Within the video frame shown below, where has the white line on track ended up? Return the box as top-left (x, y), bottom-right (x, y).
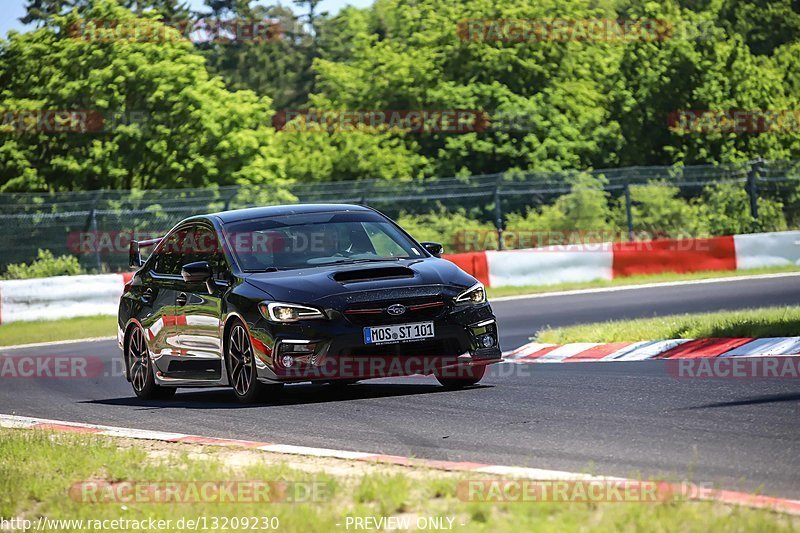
top-left (489, 271), bottom-right (800, 302)
top-left (0, 336), bottom-right (116, 351)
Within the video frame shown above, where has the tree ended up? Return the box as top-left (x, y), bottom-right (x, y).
top-left (198, 3), bottom-right (316, 109)
top-left (0, 0), bottom-right (286, 192)
top-left (21, 0), bottom-right (191, 25)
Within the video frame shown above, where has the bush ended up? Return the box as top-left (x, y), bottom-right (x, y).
top-left (612, 182), bottom-right (708, 239)
top-left (506, 174), bottom-right (615, 235)
top-left (699, 182), bottom-right (787, 235)
top-left (396, 209), bottom-right (496, 253)
top-left (2, 250), bottom-right (85, 280)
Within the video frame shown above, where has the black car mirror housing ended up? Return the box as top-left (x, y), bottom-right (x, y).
top-left (420, 241), bottom-right (444, 257)
top-left (181, 261), bottom-right (216, 294)
top-left (181, 261), bottom-right (213, 283)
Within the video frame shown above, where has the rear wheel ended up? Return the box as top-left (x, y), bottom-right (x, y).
top-left (435, 364), bottom-right (486, 389)
top-left (226, 321), bottom-right (280, 404)
top-left (126, 325), bottom-right (176, 400)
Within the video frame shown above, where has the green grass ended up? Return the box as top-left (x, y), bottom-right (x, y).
top-left (537, 306), bottom-right (800, 344)
top-left (486, 265), bottom-right (800, 299)
top-left (1, 428), bottom-right (796, 532)
top-left (0, 315), bottom-right (116, 346)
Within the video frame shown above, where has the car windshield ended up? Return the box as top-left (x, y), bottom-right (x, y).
top-left (221, 210), bottom-right (425, 271)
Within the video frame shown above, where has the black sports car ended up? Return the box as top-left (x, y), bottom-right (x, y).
top-left (118, 204), bottom-right (502, 403)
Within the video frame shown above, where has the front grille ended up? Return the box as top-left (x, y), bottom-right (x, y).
top-left (344, 296), bottom-right (447, 325)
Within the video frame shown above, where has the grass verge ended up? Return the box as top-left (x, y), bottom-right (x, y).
top-left (486, 265), bottom-right (800, 299)
top-left (1, 428), bottom-right (796, 532)
top-left (0, 315), bottom-right (116, 347)
top-left (537, 306), bottom-right (800, 344)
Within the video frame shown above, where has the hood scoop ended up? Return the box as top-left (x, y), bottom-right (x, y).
top-left (333, 266), bottom-right (415, 284)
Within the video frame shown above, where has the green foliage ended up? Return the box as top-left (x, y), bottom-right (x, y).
top-left (396, 209), bottom-right (495, 253)
top-left (612, 182), bottom-right (708, 238)
top-left (0, 0), bottom-right (287, 192)
top-left (5, 0), bottom-right (800, 237)
top-left (2, 249), bottom-right (85, 279)
top-left (700, 182), bottom-right (787, 234)
top-left (401, 180), bottom-right (791, 250)
top-left (506, 174), bottom-right (615, 234)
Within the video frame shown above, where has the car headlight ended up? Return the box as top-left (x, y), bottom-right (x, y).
top-left (455, 282), bottom-right (486, 305)
top-left (259, 302), bottom-right (327, 322)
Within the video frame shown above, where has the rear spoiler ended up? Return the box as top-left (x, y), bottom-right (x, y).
top-left (129, 237), bottom-right (162, 268)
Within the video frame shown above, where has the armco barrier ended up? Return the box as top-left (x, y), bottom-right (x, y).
top-left (0, 273), bottom-right (132, 324)
top-left (0, 231), bottom-right (798, 323)
top-left (445, 230), bottom-right (800, 287)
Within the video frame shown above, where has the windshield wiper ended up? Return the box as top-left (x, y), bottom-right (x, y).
top-left (322, 257), bottom-right (403, 265)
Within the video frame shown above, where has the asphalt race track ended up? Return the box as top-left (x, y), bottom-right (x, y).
top-left (1, 275), bottom-right (799, 498)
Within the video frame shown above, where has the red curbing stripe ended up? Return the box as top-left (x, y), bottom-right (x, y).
top-left (413, 459), bottom-right (488, 471)
top-left (173, 436), bottom-right (270, 448)
top-left (656, 338), bottom-right (756, 359)
top-left (361, 454), bottom-right (414, 467)
top-left (563, 342), bottom-right (631, 362)
top-left (357, 455), bottom-right (487, 471)
top-left (694, 487), bottom-right (800, 515)
top-left (33, 423), bottom-right (101, 434)
top-left (521, 345), bottom-right (561, 360)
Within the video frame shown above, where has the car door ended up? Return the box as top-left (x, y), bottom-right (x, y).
top-left (140, 225), bottom-right (191, 373)
top-left (171, 223), bottom-right (226, 381)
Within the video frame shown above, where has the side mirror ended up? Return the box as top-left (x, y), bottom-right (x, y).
top-left (181, 261), bottom-right (215, 294)
top-left (420, 241), bottom-right (443, 258)
top-left (181, 261), bottom-right (212, 283)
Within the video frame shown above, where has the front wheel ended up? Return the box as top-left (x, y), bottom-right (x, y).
top-left (126, 325), bottom-right (176, 400)
top-left (435, 364), bottom-right (486, 389)
top-left (226, 321), bottom-right (281, 404)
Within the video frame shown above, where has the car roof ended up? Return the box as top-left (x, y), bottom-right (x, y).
top-left (209, 203), bottom-right (372, 223)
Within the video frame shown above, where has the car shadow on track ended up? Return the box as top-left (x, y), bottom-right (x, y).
top-left (83, 381), bottom-right (493, 410)
top-left (677, 392), bottom-right (800, 410)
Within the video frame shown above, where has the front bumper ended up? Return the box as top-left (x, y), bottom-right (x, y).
top-left (248, 302), bottom-right (502, 383)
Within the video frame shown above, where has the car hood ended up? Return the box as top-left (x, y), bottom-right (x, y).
top-left (243, 258), bottom-right (476, 305)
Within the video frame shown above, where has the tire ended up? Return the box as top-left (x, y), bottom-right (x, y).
top-left (435, 364), bottom-right (486, 389)
top-left (126, 325), bottom-right (176, 400)
top-left (226, 321), bottom-right (280, 404)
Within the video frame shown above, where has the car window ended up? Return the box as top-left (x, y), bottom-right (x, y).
top-left (223, 211), bottom-right (423, 271)
top-left (152, 226), bottom-right (192, 276)
top-left (191, 225), bottom-right (228, 276)
top-left (362, 222), bottom-right (409, 257)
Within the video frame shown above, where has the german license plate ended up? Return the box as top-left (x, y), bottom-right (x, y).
top-left (363, 322), bottom-right (435, 345)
